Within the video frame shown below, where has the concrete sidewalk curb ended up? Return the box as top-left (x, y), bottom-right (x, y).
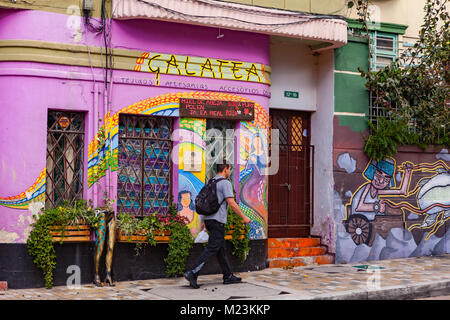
top-left (310, 279), bottom-right (450, 300)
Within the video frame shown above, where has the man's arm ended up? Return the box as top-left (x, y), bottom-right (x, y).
top-left (226, 198), bottom-right (251, 224)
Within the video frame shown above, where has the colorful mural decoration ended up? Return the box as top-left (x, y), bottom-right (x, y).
top-left (0, 168), bottom-right (46, 210)
top-left (177, 117), bottom-right (207, 240)
top-left (336, 154), bottom-right (450, 263)
top-left (1, 91), bottom-right (269, 240)
top-left (177, 190), bottom-right (203, 239)
top-left (133, 51), bottom-right (271, 86)
top-left (239, 104), bottom-right (270, 239)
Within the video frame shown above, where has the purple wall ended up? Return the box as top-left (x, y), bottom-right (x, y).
top-left (0, 9), bottom-right (270, 243)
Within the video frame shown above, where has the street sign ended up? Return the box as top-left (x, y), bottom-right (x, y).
top-left (284, 91), bottom-right (299, 99)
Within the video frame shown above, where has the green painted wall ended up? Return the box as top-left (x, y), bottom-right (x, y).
top-left (335, 40), bottom-right (369, 73)
top-left (334, 39), bottom-right (370, 133)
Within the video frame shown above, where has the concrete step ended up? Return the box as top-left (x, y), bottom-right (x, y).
top-left (268, 246), bottom-right (327, 259)
top-left (268, 255), bottom-right (335, 269)
top-left (268, 237), bottom-right (320, 249)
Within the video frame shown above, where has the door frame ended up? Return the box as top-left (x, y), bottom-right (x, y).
top-left (268, 109), bottom-right (314, 238)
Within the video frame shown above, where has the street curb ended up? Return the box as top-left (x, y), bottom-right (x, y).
top-left (309, 279), bottom-right (450, 300)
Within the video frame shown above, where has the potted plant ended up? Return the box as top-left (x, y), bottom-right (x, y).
top-left (26, 199), bottom-right (101, 288)
top-left (116, 204), bottom-right (194, 277)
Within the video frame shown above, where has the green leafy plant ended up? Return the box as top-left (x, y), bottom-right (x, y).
top-left (363, 117), bottom-right (423, 161)
top-left (116, 204), bottom-right (193, 276)
top-left (165, 222), bottom-right (194, 277)
top-left (355, 0), bottom-right (450, 159)
top-left (27, 199), bottom-right (100, 288)
top-left (225, 206), bottom-right (251, 265)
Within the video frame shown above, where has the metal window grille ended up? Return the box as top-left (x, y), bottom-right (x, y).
top-left (46, 110), bottom-right (85, 208)
top-left (205, 119), bottom-right (235, 182)
top-left (117, 114), bottom-right (173, 216)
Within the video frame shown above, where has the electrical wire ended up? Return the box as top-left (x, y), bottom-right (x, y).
top-left (192, 0), bottom-right (345, 20)
top-left (135, 0), bottom-right (344, 27)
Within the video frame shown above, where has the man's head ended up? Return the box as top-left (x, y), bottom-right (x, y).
top-left (216, 163), bottom-right (232, 179)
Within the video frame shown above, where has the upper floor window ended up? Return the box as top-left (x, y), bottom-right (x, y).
top-left (370, 31), bottom-right (398, 71)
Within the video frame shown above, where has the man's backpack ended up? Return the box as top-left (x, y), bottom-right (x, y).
top-left (195, 177), bottom-right (226, 216)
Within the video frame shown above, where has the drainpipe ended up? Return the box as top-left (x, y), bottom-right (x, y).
top-left (93, 82), bottom-right (99, 208)
top-left (104, 86), bottom-right (110, 207)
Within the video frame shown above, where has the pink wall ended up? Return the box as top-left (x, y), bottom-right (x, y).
top-left (0, 9), bottom-right (270, 243)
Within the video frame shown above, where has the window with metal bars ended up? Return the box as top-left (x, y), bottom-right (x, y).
top-left (46, 110), bottom-right (85, 208)
top-left (368, 32), bottom-right (400, 130)
top-left (117, 114), bottom-right (173, 216)
top-left (205, 119), bottom-right (235, 182)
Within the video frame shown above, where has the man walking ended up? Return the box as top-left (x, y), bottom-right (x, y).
top-left (184, 163), bottom-right (251, 289)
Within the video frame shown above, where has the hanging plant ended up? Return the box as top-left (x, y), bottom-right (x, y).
top-left (116, 204), bottom-right (193, 276)
top-left (26, 199), bottom-right (101, 288)
top-left (225, 207), bottom-right (251, 265)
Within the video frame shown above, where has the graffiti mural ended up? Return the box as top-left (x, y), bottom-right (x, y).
top-left (336, 153), bottom-right (450, 263)
top-left (0, 91), bottom-right (269, 241)
top-left (239, 103), bottom-right (269, 239)
top-left (0, 168), bottom-right (46, 210)
top-left (177, 190), bottom-right (203, 239)
top-left (178, 117), bottom-right (207, 240)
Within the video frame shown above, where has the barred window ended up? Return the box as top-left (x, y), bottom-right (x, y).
top-left (117, 114), bottom-right (173, 216)
top-left (46, 110), bottom-right (85, 208)
top-left (205, 119), bottom-right (235, 182)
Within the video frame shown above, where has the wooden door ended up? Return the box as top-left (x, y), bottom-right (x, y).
top-left (268, 110), bottom-right (313, 238)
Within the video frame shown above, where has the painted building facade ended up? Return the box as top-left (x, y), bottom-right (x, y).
top-left (331, 0), bottom-right (450, 263)
top-left (0, 0), bottom-right (347, 288)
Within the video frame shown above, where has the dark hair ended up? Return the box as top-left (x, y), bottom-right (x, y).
top-left (177, 190), bottom-right (195, 211)
top-left (216, 163), bottom-right (231, 173)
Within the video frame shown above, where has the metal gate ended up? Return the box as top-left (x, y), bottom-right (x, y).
top-left (46, 110), bottom-right (85, 208)
top-left (205, 119), bottom-right (235, 181)
top-left (268, 110), bottom-right (314, 238)
top-left (117, 114), bottom-right (173, 216)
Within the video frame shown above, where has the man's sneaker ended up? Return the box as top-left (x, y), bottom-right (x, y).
top-left (223, 274), bottom-right (242, 285)
top-left (184, 271), bottom-right (200, 289)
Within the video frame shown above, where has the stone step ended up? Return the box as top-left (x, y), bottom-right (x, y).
top-left (268, 246), bottom-right (327, 259)
top-left (267, 255), bottom-right (335, 269)
top-left (267, 237), bottom-right (320, 249)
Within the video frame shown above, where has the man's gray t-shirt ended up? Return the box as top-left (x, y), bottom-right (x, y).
top-left (203, 175), bottom-right (234, 224)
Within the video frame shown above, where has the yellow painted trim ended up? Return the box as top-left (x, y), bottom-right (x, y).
top-left (0, 39), bottom-right (271, 85)
top-left (0, 0), bottom-right (110, 19)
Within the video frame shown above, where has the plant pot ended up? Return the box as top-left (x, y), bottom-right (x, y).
top-left (49, 224), bottom-right (91, 242)
top-left (116, 229), bottom-right (171, 243)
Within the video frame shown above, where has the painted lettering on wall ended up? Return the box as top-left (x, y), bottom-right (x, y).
top-left (179, 98), bottom-right (255, 120)
top-left (116, 76), bottom-right (271, 97)
top-left (134, 52), bottom-right (271, 86)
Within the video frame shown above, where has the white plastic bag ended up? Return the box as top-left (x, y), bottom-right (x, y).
top-left (194, 230), bottom-right (209, 243)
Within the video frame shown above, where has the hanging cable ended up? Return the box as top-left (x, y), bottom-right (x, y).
top-left (135, 0), bottom-right (344, 27)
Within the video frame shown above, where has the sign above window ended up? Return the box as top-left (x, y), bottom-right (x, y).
top-left (133, 51), bottom-right (271, 86)
top-left (179, 98), bottom-right (255, 121)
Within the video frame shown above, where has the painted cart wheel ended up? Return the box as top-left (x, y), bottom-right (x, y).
top-left (345, 214), bottom-right (372, 246)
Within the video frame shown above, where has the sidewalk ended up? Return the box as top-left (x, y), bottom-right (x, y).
top-left (1, 254), bottom-right (450, 300)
